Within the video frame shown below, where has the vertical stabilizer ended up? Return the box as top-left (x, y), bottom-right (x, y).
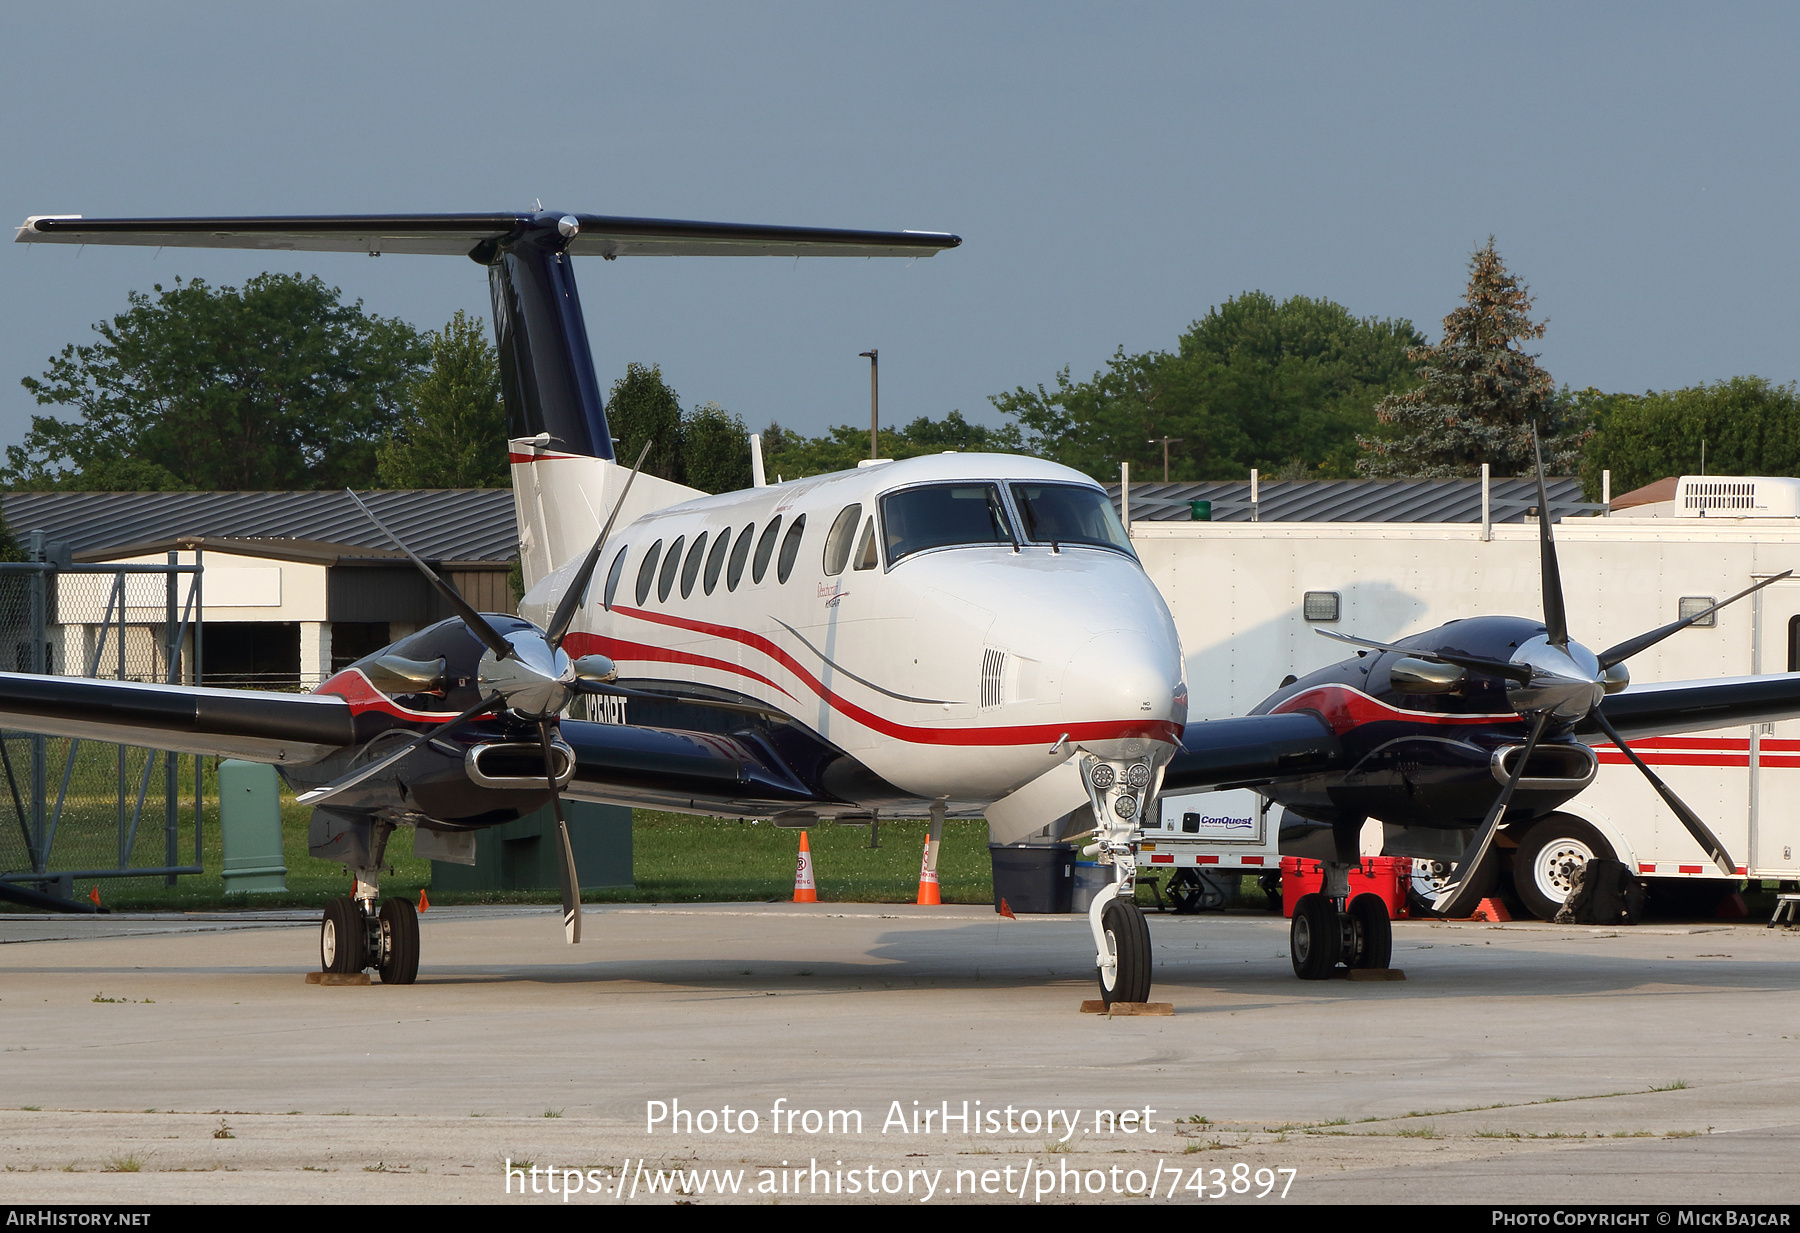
top-left (479, 216), bottom-right (614, 460)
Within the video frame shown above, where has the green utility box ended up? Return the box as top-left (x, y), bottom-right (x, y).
top-left (428, 800), bottom-right (632, 892)
top-left (1189, 499), bottom-right (1211, 521)
top-left (218, 759), bottom-right (288, 893)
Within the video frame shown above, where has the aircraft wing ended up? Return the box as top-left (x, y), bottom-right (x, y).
top-left (1580, 673), bottom-right (1800, 742)
top-left (1161, 713), bottom-right (1345, 794)
top-left (0, 672), bottom-right (354, 765)
top-left (15, 214), bottom-right (960, 259)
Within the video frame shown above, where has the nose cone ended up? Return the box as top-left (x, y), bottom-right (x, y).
top-left (1066, 627), bottom-right (1188, 758)
top-left (1507, 636), bottom-right (1604, 722)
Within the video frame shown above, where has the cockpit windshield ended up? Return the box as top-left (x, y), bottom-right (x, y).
top-left (1009, 483), bottom-right (1133, 554)
top-left (880, 483), bottom-right (1015, 564)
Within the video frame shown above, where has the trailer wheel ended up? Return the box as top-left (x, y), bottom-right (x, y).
top-left (1512, 815), bottom-right (1615, 921)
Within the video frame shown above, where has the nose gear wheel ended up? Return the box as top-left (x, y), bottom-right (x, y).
top-left (1097, 899), bottom-right (1152, 1005)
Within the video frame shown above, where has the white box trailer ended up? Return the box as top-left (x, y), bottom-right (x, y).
top-left (1130, 493), bottom-right (1800, 917)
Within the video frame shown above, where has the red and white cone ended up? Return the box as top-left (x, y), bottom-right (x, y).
top-left (916, 832), bottom-right (941, 905)
top-left (792, 831), bottom-right (818, 903)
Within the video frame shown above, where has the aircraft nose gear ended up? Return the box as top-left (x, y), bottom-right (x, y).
top-left (1080, 753), bottom-right (1165, 1005)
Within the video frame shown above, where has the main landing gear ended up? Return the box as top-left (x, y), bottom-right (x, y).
top-left (320, 893), bottom-right (420, 984)
top-left (1289, 815), bottom-right (1393, 980)
top-left (1288, 892), bottom-right (1391, 979)
top-left (318, 823), bottom-right (419, 984)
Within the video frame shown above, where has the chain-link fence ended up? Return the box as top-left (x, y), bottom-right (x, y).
top-left (0, 540), bottom-right (205, 895)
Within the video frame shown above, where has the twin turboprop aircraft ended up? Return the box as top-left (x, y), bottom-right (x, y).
top-left (11, 209), bottom-right (1800, 1001)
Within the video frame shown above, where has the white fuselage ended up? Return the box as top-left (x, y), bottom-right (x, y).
top-left (518, 453), bottom-right (1188, 815)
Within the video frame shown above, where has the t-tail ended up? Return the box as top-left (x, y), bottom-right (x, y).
top-left (15, 208), bottom-right (960, 590)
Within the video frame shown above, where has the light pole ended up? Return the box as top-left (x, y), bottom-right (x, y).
top-left (1147, 436), bottom-right (1182, 482)
top-left (859, 349), bottom-right (879, 460)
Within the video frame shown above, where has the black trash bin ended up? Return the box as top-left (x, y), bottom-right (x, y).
top-left (989, 843), bottom-right (1076, 914)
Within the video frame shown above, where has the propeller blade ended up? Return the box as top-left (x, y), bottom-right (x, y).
top-left (346, 489), bottom-right (516, 662)
top-left (1596, 571), bottom-right (1794, 669)
top-left (573, 679), bottom-right (790, 719)
top-left (539, 718), bottom-right (582, 944)
top-left (1434, 711), bottom-right (1552, 917)
top-left (1532, 431), bottom-right (1570, 650)
top-left (297, 692), bottom-right (503, 805)
top-left (1314, 628), bottom-right (1532, 685)
top-left (1592, 710), bottom-right (1737, 877)
top-left (547, 440), bottom-right (653, 648)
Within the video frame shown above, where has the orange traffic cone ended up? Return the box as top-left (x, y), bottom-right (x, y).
top-left (88, 885), bottom-right (100, 908)
top-left (792, 831), bottom-right (818, 903)
top-left (418, 888), bottom-right (430, 913)
top-left (915, 832), bottom-right (941, 905)
top-left (997, 897), bottom-right (1016, 920)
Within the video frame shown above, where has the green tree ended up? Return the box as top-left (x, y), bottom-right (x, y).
top-left (991, 292), bottom-right (1422, 483)
top-left (683, 401), bottom-right (753, 494)
top-left (8, 274), bottom-right (427, 490)
top-left (760, 411), bottom-right (1021, 481)
top-left (377, 310), bottom-right (508, 489)
top-left (607, 363), bottom-right (686, 485)
top-left (1578, 377), bottom-right (1800, 498)
top-left (1358, 240), bottom-right (1582, 477)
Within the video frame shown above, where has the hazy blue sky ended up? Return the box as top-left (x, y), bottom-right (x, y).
top-left (3, 3), bottom-right (1797, 457)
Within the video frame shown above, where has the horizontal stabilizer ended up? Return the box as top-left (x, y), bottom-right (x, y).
top-left (16, 213), bottom-right (960, 259)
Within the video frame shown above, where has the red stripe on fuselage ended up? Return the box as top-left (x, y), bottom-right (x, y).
top-left (1271, 683), bottom-right (1520, 736)
top-left (315, 668), bottom-right (487, 723)
top-left (569, 607), bottom-right (1182, 749)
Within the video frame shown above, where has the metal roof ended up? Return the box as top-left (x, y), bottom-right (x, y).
top-left (0, 490), bottom-right (519, 563)
top-left (1108, 476), bottom-right (1599, 523)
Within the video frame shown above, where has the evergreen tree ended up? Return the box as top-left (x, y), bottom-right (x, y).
top-left (1358, 240), bottom-right (1581, 477)
top-left (607, 363), bottom-right (686, 485)
top-left (376, 310), bottom-right (509, 489)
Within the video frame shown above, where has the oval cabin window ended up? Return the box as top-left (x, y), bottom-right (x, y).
top-left (777, 515), bottom-right (807, 584)
top-left (752, 517), bottom-right (783, 584)
top-left (726, 523), bottom-right (755, 591)
top-left (635, 540), bottom-right (663, 606)
top-left (604, 546), bottom-right (630, 609)
top-left (703, 531), bottom-right (731, 594)
top-left (658, 535), bottom-right (685, 602)
top-left (680, 532), bottom-right (708, 599)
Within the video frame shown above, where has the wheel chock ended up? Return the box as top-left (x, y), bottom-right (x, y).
top-left (306, 971), bottom-right (371, 986)
top-left (1079, 1000), bottom-right (1174, 1016)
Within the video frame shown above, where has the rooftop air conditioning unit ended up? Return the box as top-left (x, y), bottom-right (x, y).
top-left (1673, 476), bottom-right (1800, 517)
